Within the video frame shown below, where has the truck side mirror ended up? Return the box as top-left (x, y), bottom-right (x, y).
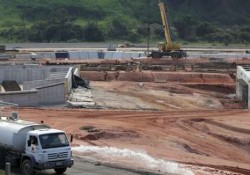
top-left (70, 135), bottom-right (73, 143)
top-left (27, 140), bottom-right (31, 147)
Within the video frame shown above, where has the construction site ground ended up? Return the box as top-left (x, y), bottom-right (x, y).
top-left (17, 69), bottom-right (250, 175)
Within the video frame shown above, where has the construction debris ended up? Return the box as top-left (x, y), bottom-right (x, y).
top-left (67, 87), bottom-right (95, 108)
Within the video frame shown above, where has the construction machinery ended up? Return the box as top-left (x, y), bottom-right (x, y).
top-left (0, 102), bottom-right (74, 175)
top-left (148, 0), bottom-right (187, 59)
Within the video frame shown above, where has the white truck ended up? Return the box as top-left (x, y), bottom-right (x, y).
top-left (0, 102), bottom-right (73, 175)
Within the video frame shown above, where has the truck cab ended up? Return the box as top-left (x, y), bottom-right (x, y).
top-left (22, 129), bottom-right (73, 175)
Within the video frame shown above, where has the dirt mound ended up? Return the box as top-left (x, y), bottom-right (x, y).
top-left (75, 129), bottom-right (139, 141)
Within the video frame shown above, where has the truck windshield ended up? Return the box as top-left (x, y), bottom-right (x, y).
top-left (39, 133), bottom-right (69, 149)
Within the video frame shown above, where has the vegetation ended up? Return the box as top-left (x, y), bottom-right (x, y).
top-left (0, 0), bottom-right (249, 44)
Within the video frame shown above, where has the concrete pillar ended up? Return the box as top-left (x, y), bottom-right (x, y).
top-left (236, 79), bottom-right (243, 101)
top-left (236, 79), bottom-right (248, 102)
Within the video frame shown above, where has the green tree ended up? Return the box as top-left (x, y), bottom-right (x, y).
top-left (238, 32), bottom-right (250, 43)
top-left (196, 22), bottom-right (217, 37)
top-left (83, 22), bottom-right (104, 42)
top-left (107, 18), bottom-right (129, 39)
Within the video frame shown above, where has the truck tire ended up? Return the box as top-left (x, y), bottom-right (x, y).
top-left (171, 52), bottom-right (181, 59)
top-left (54, 167), bottom-right (67, 174)
top-left (0, 149), bottom-right (6, 169)
top-left (22, 159), bottom-right (35, 175)
top-left (151, 52), bottom-right (162, 59)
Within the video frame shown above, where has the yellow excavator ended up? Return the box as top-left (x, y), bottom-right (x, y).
top-left (149, 0), bottom-right (187, 59)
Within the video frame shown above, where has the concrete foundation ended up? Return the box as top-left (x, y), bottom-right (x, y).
top-left (36, 82), bottom-right (65, 104)
top-left (0, 90), bottom-right (38, 106)
top-left (0, 65), bottom-right (76, 106)
top-left (236, 66), bottom-right (250, 108)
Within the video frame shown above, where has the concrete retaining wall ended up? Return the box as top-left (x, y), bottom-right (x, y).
top-left (74, 67), bottom-right (80, 77)
top-left (0, 66), bottom-right (77, 106)
top-left (0, 69), bottom-right (47, 84)
top-left (0, 66), bottom-right (71, 84)
top-left (36, 82), bottom-right (65, 104)
top-left (23, 79), bottom-right (64, 90)
top-left (236, 66), bottom-right (250, 108)
top-left (65, 67), bottom-right (73, 94)
top-left (0, 82), bottom-right (65, 106)
top-left (0, 90), bottom-right (38, 106)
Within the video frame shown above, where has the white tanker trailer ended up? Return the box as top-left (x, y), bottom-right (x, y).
top-left (0, 102), bottom-right (73, 175)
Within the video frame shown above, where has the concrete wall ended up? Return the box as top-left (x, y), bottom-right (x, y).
top-left (0, 69), bottom-right (47, 84)
top-left (236, 66), bottom-right (250, 108)
top-left (36, 82), bottom-right (65, 104)
top-left (0, 90), bottom-right (38, 106)
top-left (65, 67), bottom-right (73, 94)
top-left (0, 66), bottom-right (72, 84)
top-left (0, 66), bottom-right (75, 106)
top-left (74, 67), bottom-right (80, 77)
top-left (23, 79), bottom-right (64, 90)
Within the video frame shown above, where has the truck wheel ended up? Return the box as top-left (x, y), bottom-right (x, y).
top-left (171, 52), bottom-right (179, 59)
top-left (22, 159), bottom-right (34, 175)
top-left (152, 52), bottom-right (161, 59)
top-left (0, 150), bottom-right (6, 169)
top-left (54, 168), bottom-right (67, 174)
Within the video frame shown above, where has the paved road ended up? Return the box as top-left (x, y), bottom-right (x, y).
top-left (10, 157), bottom-right (160, 175)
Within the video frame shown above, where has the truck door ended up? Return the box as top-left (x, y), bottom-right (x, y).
top-left (26, 135), bottom-right (41, 160)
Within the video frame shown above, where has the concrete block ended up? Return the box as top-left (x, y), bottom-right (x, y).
top-left (131, 52), bottom-right (140, 59)
top-left (113, 52), bottom-right (123, 59)
top-left (104, 52), bottom-right (114, 59)
top-left (36, 52), bottom-right (57, 59)
top-left (15, 54), bottom-right (30, 59)
top-left (88, 51), bottom-right (98, 59)
top-left (139, 52), bottom-right (146, 58)
top-left (122, 52), bottom-right (132, 59)
top-left (79, 52), bottom-right (89, 59)
top-left (47, 52), bottom-right (56, 59)
top-left (69, 52), bottom-right (80, 59)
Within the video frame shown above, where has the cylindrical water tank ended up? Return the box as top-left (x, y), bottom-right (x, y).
top-left (0, 119), bottom-right (49, 152)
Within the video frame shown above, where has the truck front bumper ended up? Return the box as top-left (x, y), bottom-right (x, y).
top-left (36, 158), bottom-right (74, 170)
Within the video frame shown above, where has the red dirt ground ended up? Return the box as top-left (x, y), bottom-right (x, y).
top-left (19, 108), bottom-right (250, 175)
top-left (16, 66), bottom-right (250, 174)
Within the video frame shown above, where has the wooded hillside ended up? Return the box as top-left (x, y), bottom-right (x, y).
top-left (0, 0), bottom-right (249, 44)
